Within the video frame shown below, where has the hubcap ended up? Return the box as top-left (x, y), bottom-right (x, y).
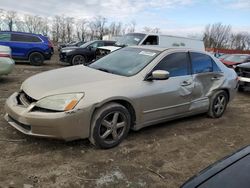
top-left (99, 112), bottom-right (127, 143)
top-left (214, 95), bottom-right (226, 115)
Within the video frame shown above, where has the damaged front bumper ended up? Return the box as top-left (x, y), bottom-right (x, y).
top-left (4, 92), bottom-right (91, 141)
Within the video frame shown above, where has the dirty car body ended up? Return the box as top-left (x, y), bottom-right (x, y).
top-left (5, 46), bottom-right (238, 147)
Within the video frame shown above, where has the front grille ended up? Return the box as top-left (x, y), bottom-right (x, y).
top-left (236, 67), bottom-right (250, 78)
top-left (17, 91), bottom-right (37, 107)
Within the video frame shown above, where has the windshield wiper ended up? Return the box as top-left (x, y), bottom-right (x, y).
top-left (96, 68), bottom-right (113, 73)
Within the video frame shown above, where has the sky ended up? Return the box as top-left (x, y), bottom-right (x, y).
top-left (0, 0), bottom-right (250, 36)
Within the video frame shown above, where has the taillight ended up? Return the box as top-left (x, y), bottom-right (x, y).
top-left (0, 53), bottom-right (11, 58)
top-left (48, 40), bottom-right (53, 48)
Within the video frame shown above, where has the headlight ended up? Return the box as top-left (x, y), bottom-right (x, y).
top-left (62, 49), bottom-right (73, 53)
top-left (35, 93), bottom-right (84, 111)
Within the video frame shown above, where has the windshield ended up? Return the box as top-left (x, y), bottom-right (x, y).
top-left (224, 55), bottom-right (249, 63)
top-left (115, 33), bottom-right (146, 46)
top-left (80, 41), bottom-right (94, 48)
top-left (89, 47), bottom-right (160, 76)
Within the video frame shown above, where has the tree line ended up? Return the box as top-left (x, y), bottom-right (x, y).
top-left (0, 9), bottom-right (249, 50)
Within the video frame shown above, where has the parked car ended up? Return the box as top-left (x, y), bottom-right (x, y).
top-left (0, 31), bottom-right (53, 66)
top-left (0, 45), bottom-right (14, 76)
top-left (58, 41), bottom-right (85, 52)
top-left (96, 32), bottom-right (205, 59)
top-left (235, 62), bottom-right (250, 91)
top-left (218, 53), bottom-right (230, 61)
top-left (181, 145), bottom-right (250, 188)
top-left (221, 54), bottom-right (250, 68)
top-left (59, 40), bottom-right (115, 65)
top-left (5, 46), bottom-right (238, 148)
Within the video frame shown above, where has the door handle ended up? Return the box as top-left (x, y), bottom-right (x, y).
top-left (211, 76), bottom-right (220, 81)
top-left (181, 80), bottom-right (192, 86)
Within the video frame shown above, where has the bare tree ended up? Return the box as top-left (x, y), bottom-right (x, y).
top-left (230, 32), bottom-right (250, 50)
top-left (52, 15), bottom-right (61, 42)
top-left (143, 26), bottom-right (160, 33)
top-left (24, 15), bottom-right (43, 33)
top-left (92, 16), bottom-right (107, 40)
top-left (203, 23), bottom-right (232, 49)
top-left (76, 19), bottom-right (88, 41)
top-left (4, 10), bottom-right (17, 31)
top-left (65, 17), bottom-right (74, 42)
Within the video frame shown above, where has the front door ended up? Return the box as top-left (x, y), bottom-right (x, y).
top-left (140, 52), bottom-right (194, 122)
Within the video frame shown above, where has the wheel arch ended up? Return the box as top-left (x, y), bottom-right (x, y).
top-left (90, 98), bottom-right (137, 130)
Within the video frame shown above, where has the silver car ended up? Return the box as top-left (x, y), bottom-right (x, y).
top-left (5, 46), bottom-right (238, 148)
top-left (0, 45), bottom-right (14, 76)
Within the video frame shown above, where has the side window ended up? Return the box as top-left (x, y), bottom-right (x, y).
top-left (190, 52), bottom-right (213, 74)
top-left (89, 42), bottom-right (99, 48)
top-left (142, 36), bottom-right (159, 45)
top-left (97, 41), bottom-right (104, 47)
top-left (11, 34), bottom-right (41, 42)
top-left (0, 33), bottom-right (11, 41)
top-left (153, 52), bottom-right (190, 77)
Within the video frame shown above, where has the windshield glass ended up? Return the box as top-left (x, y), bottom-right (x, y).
top-left (80, 41), bottom-right (94, 48)
top-left (115, 33), bottom-right (146, 46)
top-left (89, 47), bottom-right (160, 76)
top-left (224, 55), bottom-right (249, 63)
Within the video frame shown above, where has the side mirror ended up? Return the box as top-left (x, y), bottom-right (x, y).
top-left (88, 46), bottom-right (93, 51)
top-left (146, 70), bottom-right (170, 81)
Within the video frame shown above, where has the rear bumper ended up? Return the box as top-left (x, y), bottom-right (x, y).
top-left (0, 58), bottom-right (15, 75)
top-left (44, 52), bottom-right (53, 60)
top-left (4, 92), bottom-right (91, 141)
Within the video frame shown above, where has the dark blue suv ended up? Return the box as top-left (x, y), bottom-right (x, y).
top-left (0, 31), bottom-right (53, 65)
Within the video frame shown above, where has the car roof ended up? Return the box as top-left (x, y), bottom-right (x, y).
top-left (128, 45), bottom-right (206, 54)
top-left (0, 31), bottom-right (44, 37)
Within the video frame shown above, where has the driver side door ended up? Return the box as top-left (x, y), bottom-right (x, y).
top-left (140, 52), bottom-right (194, 123)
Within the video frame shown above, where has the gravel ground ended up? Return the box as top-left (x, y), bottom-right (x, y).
top-left (0, 53), bottom-right (250, 188)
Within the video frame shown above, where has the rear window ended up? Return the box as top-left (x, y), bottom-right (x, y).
top-left (190, 52), bottom-right (213, 74)
top-left (11, 34), bottom-right (42, 42)
top-left (0, 33), bottom-right (11, 41)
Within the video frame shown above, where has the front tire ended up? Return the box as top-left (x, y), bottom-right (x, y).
top-left (208, 90), bottom-right (228, 118)
top-left (71, 55), bottom-right (87, 66)
top-left (29, 52), bottom-right (44, 66)
top-left (89, 103), bottom-right (131, 149)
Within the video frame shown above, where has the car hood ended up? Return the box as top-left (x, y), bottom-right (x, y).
top-left (98, 46), bottom-right (121, 52)
top-left (61, 46), bottom-right (79, 51)
top-left (21, 65), bottom-right (124, 100)
top-left (237, 62), bottom-right (250, 68)
top-left (221, 60), bottom-right (241, 66)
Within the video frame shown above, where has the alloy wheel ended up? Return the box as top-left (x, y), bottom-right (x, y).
top-left (99, 111), bottom-right (127, 144)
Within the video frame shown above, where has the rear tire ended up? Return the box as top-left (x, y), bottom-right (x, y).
top-left (208, 90), bottom-right (228, 118)
top-left (89, 103), bottom-right (131, 149)
top-left (29, 52), bottom-right (44, 66)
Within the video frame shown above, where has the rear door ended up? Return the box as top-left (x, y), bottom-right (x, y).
top-left (140, 51), bottom-right (194, 122)
top-left (189, 52), bottom-right (224, 112)
top-left (10, 34), bottom-right (41, 59)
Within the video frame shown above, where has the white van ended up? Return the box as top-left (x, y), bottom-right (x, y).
top-left (96, 32), bottom-right (205, 59)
